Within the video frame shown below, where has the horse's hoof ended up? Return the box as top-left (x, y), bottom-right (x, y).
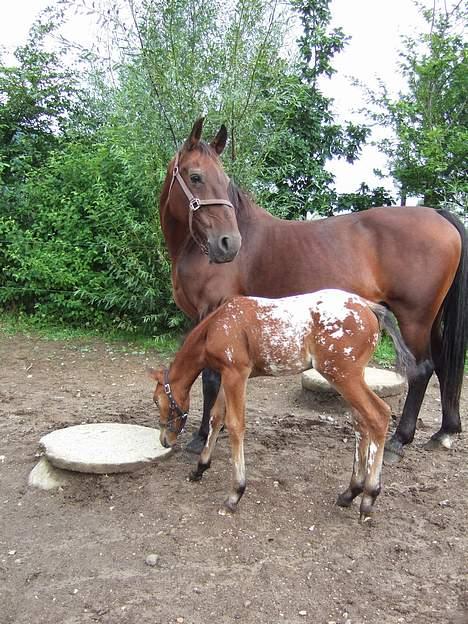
top-left (185, 432), bottom-right (207, 455)
top-left (383, 439), bottom-right (404, 465)
top-left (424, 433), bottom-right (454, 451)
top-left (336, 492), bottom-right (353, 508)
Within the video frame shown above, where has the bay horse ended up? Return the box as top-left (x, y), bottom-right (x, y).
top-left (149, 289), bottom-right (415, 522)
top-left (159, 118), bottom-right (467, 463)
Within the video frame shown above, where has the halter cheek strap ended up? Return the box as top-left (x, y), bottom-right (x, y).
top-left (160, 368), bottom-right (188, 434)
top-left (167, 151), bottom-right (235, 255)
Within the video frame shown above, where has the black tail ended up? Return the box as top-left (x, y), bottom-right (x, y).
top-left (437, 209), bottom-right (468, 413)
top-left (369, 303), bottom-right (416, 375)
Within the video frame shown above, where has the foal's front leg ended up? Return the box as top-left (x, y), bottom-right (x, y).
top-left (189, 387), bottom-right (225, 482)
top-left (218, 371), bottom-right (248, 514)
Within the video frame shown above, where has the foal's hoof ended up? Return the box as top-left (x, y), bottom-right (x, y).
top-left (185, 432), bottom-right (207, 455)
top-left (188, 470), bottom-right (203, 482)
top-left (218, 499), bottom-right (237, 515)
top-left (424, 433), bottom-right (454, 451)
top-left (359, 512), bottom-right (374, 526)
top-left (383, 439), bottom-right (405, 465)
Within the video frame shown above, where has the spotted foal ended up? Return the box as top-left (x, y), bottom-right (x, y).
top-left (149, 289), bottom-right (414, 522)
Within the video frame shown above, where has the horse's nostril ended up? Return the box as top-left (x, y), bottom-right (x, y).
top-left (220, 236), bottom-right (230, 253)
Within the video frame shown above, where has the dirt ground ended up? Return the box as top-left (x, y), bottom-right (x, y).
top-left (0, 332), bottom-right (467, 624)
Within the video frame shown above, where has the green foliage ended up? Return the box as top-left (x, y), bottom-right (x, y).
top-left (253, 0), bottom-right (370, 218)
top-left (0, 138), bottom-right (182, 333)
top-left (370, 4), bottom-right (467, 213)
top-left (334, 184), bottom-right (394, 213)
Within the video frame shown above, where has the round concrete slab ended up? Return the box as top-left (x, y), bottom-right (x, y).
top-left (39, 423), bottom-right (172, 474)
top-left (302, 367), bottom-right (406, 398)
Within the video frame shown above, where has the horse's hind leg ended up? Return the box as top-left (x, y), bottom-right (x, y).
top-left (384, 359), bottom-right (434, 463)
top-left (425, 332), bottom-right (462, 451)
top-left (189, 387), bottom-right (225, 482)
top-left (186, 368), bottom-right (221, 454)
top-left (384, 318), bottom-right (433, 464)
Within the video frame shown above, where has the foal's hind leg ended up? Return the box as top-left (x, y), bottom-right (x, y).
top-left (186, 368), bottom-right (221, 454)
top-left (189, 387), bottom-right (225, 482)
top-left (335, 380), bottom-right (391, 522)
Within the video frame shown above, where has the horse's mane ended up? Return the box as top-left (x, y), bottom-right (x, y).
top-left (227, 179), bottom-right (262, 219)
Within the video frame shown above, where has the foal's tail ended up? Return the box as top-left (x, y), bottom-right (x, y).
top-left (369, 303), bottom-right (416, 376)
top-left (437, 209), bottom-right (468, 414)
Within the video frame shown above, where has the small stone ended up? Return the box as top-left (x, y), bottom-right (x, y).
top-left (176, 618), bottom-right (184, 623)
top-left (438, 499), bottom-right (450, 507)
top-left (193, 587), bottom-right (201, 594)
top-left (145, 553), bottom-right (159, 567)
top-left (244, 600), bottom-right (251, 607)
top-left (299, 611), bottom-right (307, 616)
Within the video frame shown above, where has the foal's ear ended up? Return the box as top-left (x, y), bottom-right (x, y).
top-left (184, 117), bottom-right (205, 151)
top-left (146, 367), bottom-right (164, 385)
top-left (210, 124), bottom-right (228, 155)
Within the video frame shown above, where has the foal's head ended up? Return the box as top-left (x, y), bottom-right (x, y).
top-left (161, 118), bottom-right (242, 263)
top-left (148, 368), bottom-right (188, 449)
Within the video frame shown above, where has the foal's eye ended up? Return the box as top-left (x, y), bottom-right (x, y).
top-left (190, 173), bottom-right (203, 184)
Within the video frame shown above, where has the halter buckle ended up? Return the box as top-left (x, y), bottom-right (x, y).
top-left (189, 198), bottom-right (201, 212)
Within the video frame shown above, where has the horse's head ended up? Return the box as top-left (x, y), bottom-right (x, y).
top-left (161, 118), bottom-right (242, 263)
top-left (148, 367), bottom-right (188, 448)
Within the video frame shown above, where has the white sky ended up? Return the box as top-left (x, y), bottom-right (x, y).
top-left (0, 0), bottom-right (436, 198)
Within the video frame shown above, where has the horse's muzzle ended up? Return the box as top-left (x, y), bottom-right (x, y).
top-left (207, 233), bottom-right (242, 263)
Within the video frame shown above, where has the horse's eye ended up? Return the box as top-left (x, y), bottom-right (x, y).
top-left (190, 173), bottom-right (203, 184)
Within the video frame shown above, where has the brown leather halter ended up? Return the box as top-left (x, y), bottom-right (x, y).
top-left (167, 151), bottom-right (235, 255)
top-left (160, 368), bottom-right (188, 434)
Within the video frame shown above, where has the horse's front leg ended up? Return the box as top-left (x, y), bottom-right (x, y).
top-left (189, 387), bottom-right (225, 482)
top-left (218, 371), bottom-right (248, 515)
top-left (186, 368), bottom-right (221, 454)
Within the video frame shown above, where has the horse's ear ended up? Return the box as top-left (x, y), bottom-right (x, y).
top-left (184, 117), bottom-right (205, 151)
top-left (210, 124), bottom-right (228, 155)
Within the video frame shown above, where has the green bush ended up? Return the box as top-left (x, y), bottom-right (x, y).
top-left (0, 139), bottom-right (183, 334)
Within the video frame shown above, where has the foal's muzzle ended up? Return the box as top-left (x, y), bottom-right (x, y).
top-left (207, 232), bottom-right (242, 263)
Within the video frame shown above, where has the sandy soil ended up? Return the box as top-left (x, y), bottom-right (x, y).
top-left (0, 333), bottom-right (467, 624)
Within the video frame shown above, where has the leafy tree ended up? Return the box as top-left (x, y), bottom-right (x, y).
top-left (0, 10), bottom-right (83, 183)
top-left (253, 0), bottom-right (370, 218)
top-left (370, 3), bottom-right (467, 213)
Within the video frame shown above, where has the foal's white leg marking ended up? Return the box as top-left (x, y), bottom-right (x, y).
top-left (367, 441), bottom-right (378, 475)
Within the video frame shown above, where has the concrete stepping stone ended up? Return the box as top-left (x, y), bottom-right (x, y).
top-left (28, 457), bottom-right (77, 490)
top-left (302, 367), bottom-right (406, 398)
top-left (34, 423), bottom-right (172, 477)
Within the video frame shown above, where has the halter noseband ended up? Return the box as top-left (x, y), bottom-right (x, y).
top-left (167, 151), bottom-right (235, 255)
top-left (160, 368), bottom-right (188, 434)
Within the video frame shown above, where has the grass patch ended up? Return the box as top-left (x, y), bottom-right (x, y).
top-left (0, 312), bottom-right (181, 356)
top-left (374, 334), bottom-right (397, 368)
